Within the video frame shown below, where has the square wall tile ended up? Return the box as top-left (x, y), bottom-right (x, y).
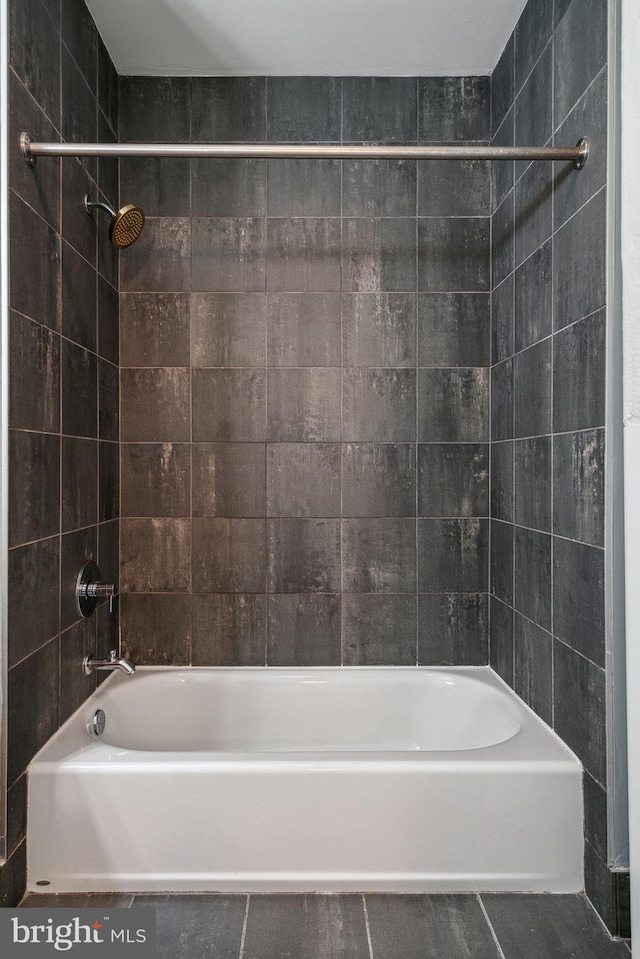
top-left (267, 218), bottom-right (341, 292)
top-left (119, 76), bottom-right (191, 142)
top-left (418, 518), bottom-right (488, 592)
top-left (9, 431), bottom-right (60, 547)
top-left (514, 339), bottom-right (551, 438)
top-left (490, 596), bottom-right (514, 686)
top-left (418, 159), bottom-right (490, 217)
top-left (553, 536), bottom-right (605, 667)
top-left (62, 340), bottom-right (97, 439)
top-left (342, 519), bottom-right (416, 593)
top-left (267, 77), bottom-right (341, 142)
top-left (419, 77), bottom-right (490, 141)
top-left (515, 240), bottom-right (552, 352)
top-left (120, 157), bottom-right (190, 217)
top-left (553, 310), bottom-right (606, 433)
top-left (491, 440), bottom-right (514, 523)
top-left (492, 34), bottom-right (514, 136)
top-left (268, 369), bottom-right (340, 442)
top-left (418, 444), bottom-right (489, 517)
top-left (343, 369), bottom-right (416, 442)
top-left (418, 293), bottom-right (490, 368)
top-left (267, 159), bottom-right (341, 217)
top-left (554, 639), bottom-right (606, 785)
top-left (491, 191), bottom-right (514, 288)
top-left (553, 429), bottom-right (605, 547)
top-left (514, 436), bottom-right (551, 532)
top-left (491, 359), bottom-right (513, 442)
top-left (121, 444), bottom-right (190, 518)
top-left (9, 312), bottom-right (60, 433)
top-left (121, 368), bottom-right (190, 443)
top-left (61, 242), bottom-right (97, 352)
top-left (8, 639), bottom-right (59, 786)
top-left (191, 158), bottom-right (266, 217)
top-left (490, 519), bottom-right (513, 606)
top-left (343, 218), bottom-right (417, 292)
top-left (120, 293), bottom-right (190, 368)
top-left (418, 593), bottom-right (488, 665)
top-left (514, 527), bottom-right (551, 630)
top-left (343, 160), bottom-right (417, 217)
top-left (418, 218), bottom-right (490, 292)
top-left (192, 594), bottom-right (266, 666)
top-left (192, 77), bottom-right (266, 142)
top-left (343, 294), bottom-right (416, 368)
top-left (193, 369), bottom-right (266, 442)
top-left (267, 519), bottom-right (340, 593)
top-left (192, 217), bottom-right (265, 292)
top-left (492, 274), bottom-right (514, 365)
top-left (267, 444), bottom-right (341, 517)
top-left (60, 527), bottom-right (97, 631)
top-left (554, 0), bottom-right (607, 127)
top-left (268, 294), bottom-right (341, 367)
top-left (120, 218), bottom-right (191, 293)
top-left (514, 613), bottom-right (553, 725)
top-left (418, 369), bottom-right (489, 442)
top-left (192, 444), bottom-right (266, 518)
top-left (343, 77), bottom-right (417, 142)
top-left (342, 595), bottom-right (417, 665)
top-left (514, 162), bottom-right (553, 267)
top-left (191, 293), bottom-right (266, 367)
top-left (8, 537), bottom-right (59, 669)
top-left (120, 519), bottom-right (191, 592)
top-left (62, 436), bottom-right (97, 532)
top-left (193, 518), bottom-right (266, 593)
top-left (554, 189), bottom-right (606, 330)
top-left (120, 594), bottom-right (190, 666)
top-left (342, 444), bottom-right (416, 517)
top-left (267, 595), bottom-right (340, 666)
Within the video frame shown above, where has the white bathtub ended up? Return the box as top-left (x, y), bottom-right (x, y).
top-left (27, 666), bottom-right (583, 893)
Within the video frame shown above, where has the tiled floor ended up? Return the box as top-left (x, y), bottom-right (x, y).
top-left (19, 892), bottom-right (630, 958)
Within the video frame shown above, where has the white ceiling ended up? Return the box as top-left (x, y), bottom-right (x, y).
top-left (85, 0), bottom-right (527, 77)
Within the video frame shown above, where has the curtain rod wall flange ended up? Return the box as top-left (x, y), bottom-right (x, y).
top-left (20, 133), bottom-right (589, 169)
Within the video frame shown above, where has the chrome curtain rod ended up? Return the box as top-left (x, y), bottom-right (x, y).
top-left (21, 134), bottom-right (590, 170)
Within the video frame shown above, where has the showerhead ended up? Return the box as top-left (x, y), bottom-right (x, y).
top-left (84, 195), bottom-right (145, 248)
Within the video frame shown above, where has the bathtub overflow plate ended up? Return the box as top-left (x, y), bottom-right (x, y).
top-left (90, 709), bottom-right (106, 737)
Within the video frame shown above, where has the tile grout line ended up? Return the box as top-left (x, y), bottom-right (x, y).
top-left (238, 894), bottom-right (250, 959)
top-left (361, 894), bottom-right (375, 959)
top-left (476, 894), bottom-right (507, 959)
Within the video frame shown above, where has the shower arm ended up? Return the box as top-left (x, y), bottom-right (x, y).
top-left (20, 134), bottom-right (590, 170)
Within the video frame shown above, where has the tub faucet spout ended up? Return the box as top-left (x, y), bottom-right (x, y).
top-left (83, 649), bottom-right (136, 676)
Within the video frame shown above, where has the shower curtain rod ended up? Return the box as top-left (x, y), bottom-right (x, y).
top-left (20, 134), bottom-right (590, 169)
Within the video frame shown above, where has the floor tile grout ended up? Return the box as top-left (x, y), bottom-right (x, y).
top-left (362, 893), bottom-right (375, 959)
top-left (476, 894), bottom-right (507, 959)
top-left (238, 893), bottom-right (250, 959)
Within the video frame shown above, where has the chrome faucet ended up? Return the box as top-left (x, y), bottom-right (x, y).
top-left (83, 649), bottom-right (136, 677)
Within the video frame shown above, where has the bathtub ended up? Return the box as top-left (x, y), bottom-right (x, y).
top-left (27, 666), bottom-right (583, 893)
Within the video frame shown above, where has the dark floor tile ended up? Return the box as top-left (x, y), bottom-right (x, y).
top-left (120, 518), bottom-right (191, 592)
top-left (343, 443), bottom-right (416, 517)
top-left (419, 77), bottom-right (490, 142)
top-left (585, 842), bottom-right (615, 938)
top-left (133, 895), bottom-right (246, 959)
top-left (121, 444), bottom-right (190, 518)
top-left (9, 431), bottom-right (60, 546)
top-left (418, 593), bottom-right (488, 666)
top-left (120, 594), bottom-right (190, 666)
top-left (419, 293), bottom-right (490, 368)
top-left (268, 293), bottom-right (341, 367)
top-left (192, 594), bottom-right (266, 666)
top-left (7, 773), bottom-right (27, 858)
top-left (193, 369), bottom-right (266, 442)
top-left (191, 293), bottom-right (266, 367)
top-left (193, 444), bottom-right (266, 518)
top-left (267, 218), bottom-right (341, 292)
top-left (490, 596), bottom-right (514, 686)
top-left (482, 892), bottom-right (627, 959)
top-left (120, 293), bottom-right (190, 368)
top-left (119, 76), bottom-right (191, 142)
top-left (343, 77), bottom-right (417, 143)
top-left (192, 217), bottom-right (265, 293)
top-left (121, 368), bottom-right (190, 443)
top-left (554, 639), bottom-right (607, 785)
top-left (491, 440), bottom-right (513, 522)
top-left (192, 77), bottom-right (266, 142)
top-left (419, 518), bottom-right (488, 592)
top-left (268, 369), bottom-right (340, 442)
top-left (344, 160), bottom-right (417, 217)
top-left (267, 519), bottom-right (340, 593)
top-left (418, 159), bottom-right (490, 217)
top-left (515, 240), bottom-right (552, 352)
top-left (268, 594), bottom-right (341, 666)
top-left (554, 190), bottom-right (606, 330)
top-left (418, 218), bottom-right (490, 293)
top-left (553, 429), bottom-right (605, 547)
top-left (267, 77), bottom-right (341, 142)
top-left (342, 518), bottom-right (416, 593)
top-left (120, 157), bottom-right (191, 217)
top-left (514, 527), bottom-right (551, 630)
top-left (367, 894), bottom-right (498, 959)
top-left (21, 893), bottom-right (133, 908)
top-left (553, 310), bottom-right (606, 433)
top-left (342, 595), bottom-right (417, 665)
top-left (267, 443), bottom-right (340, 517)
top-left (514, 436), bottom-right (551, 532)
top-left (418, 443), bottom-right (488, 517)
top-left (343, 218), bottom-right (417, 292)
top-left (244, 895), bottom-right (369, 959)
top-left (1, 840), bottom-right (26, 907)
top-left (268, 159), bottom-right (341, 217)
top-left (553, 537), bottom-right (605, 667)
top-left (343, 369), bottom-right (416, 442)
top-left (343, 293), bottom-right (416, 368)
top-left (514, 612), bottom-right (553, 724)
top-left (192, 158), bottom-right (266, 217)
top-left (193, 518), bottom-right (266, 593)
top-left (418, 369), bottom-right (489, 442)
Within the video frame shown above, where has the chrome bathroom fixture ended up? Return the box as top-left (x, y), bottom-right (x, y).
top-left (76, 561), bottom-right (116, 618)
top-left (83, 194), bottom-right (145, 248)
top-left (83, 650), bottom-right (136, 677)
top-left (20, 132), bottom-right (590, 170)
top-left (89, 709), bottom-right (107, 736)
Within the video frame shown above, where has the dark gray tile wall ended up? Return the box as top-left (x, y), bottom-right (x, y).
top-left (4, 0), bottom-right (119, 904)
top-left (118, 75), bottom-right (491, 670)
top-left (489, 0), bottom-right (609, 929)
